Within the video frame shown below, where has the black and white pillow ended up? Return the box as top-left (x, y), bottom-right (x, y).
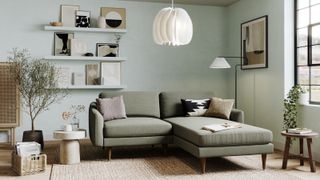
top-left (181, 99), bottom-right (210, 117)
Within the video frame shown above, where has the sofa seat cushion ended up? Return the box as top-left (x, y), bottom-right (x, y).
top-left (164, 117), bottom-right (272, 147)
top-left (104, 117), bottom-right (172, 138)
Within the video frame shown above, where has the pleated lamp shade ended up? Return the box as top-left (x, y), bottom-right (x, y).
top-left (153, 7), bottom-right (193, 46)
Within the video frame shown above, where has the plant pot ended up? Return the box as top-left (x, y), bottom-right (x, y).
top-left (22, 130), bottom-right (44, 150)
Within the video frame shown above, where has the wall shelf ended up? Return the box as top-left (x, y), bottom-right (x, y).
top-left (55, 85), bottom-right (127, 90)
top-left (44, 56), bottom-right (127, 62)
top-left (44, 26), bottom-right (127, 33)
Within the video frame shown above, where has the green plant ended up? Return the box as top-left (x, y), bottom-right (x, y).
top-left (8, 48), bottom-right (68, 131)
top-left (283, 85), bottom-right (305, 130)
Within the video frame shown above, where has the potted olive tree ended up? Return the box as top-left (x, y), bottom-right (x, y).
top-left (9, 48), bottom-right (67, 149)
top-left (283, 85), bottom-right (305, 131)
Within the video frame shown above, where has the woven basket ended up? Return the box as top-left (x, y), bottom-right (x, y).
top-left (11, 152), bottom-right (47, 176)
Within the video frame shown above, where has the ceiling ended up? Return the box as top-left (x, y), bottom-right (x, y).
top-left (122, 0), bottom-right (240, 6)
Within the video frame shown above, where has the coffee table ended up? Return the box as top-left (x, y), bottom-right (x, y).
top-left (53, 129), bottom-right (86, 164)
top-left (281, 131), bottom-right (319, 172)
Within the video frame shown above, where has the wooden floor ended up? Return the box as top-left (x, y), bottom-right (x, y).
top-left (0, 141), bottom-right (320, 180)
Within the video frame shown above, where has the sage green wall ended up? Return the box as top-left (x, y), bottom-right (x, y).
top-left (226, 0), bottom-right (320, 162)
top-left (0, 0), bottom-right (228, 141)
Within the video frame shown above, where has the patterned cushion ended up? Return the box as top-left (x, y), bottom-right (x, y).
top-left (181, 99), bottom-right (210, 117)
top-left (205, 97), bottom-right (234, 119)
top-left (96, 95), bottom-right (127, 120)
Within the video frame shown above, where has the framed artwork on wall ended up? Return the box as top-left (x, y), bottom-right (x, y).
top-left (101, 7), bottom-right (126, 29)
top-left (96, 43), bottom-right (119, 57)
top-left (54, 32), bottom-right (74, 56)
top-left (61, 5), bottom-right (80, 27)
top-left (100, 62), bottom-right (121, 86)
top-left (85, 64), bottom-right (100, 85)
top-left (241, 15), bottom-right (268, 70)
top-left (75, 10), bottom-right (91, 28)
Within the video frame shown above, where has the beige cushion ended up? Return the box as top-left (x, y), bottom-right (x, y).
top-left (96, 96), bottom-right (127, 120)
top-left (205, 97), bottom-right (234, 119)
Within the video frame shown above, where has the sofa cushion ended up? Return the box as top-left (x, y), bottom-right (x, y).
top-left (160, 92), bottom-right (215, 118)
top-left (205, 97), bottom-right (234, 119)
top-left (99, 91), bottom-right (160, 118)
top-left (164, 117), bottom-right (272, 147)
top-left (96, 96), bottom-right (127, 121)
top-left (104, 117), bottom-right (172, 138)
top-left (181, 99), bottom-right (210, 117)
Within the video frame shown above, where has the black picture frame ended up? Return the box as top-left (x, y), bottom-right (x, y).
top-left (96, 43), bottom-right (119, 57)
top-left (75, 10), bottom-right (91, 28)
top-left (241, 15), bottom-right (268, 70)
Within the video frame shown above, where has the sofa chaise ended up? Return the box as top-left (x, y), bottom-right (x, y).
top-left (89, 91), bottom-right (274, 173)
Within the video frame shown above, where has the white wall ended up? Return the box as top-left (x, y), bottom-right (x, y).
top-left (0, 0), bottom-right (228, 140)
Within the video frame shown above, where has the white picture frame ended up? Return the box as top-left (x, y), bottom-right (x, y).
top-left (100, 62), bottom-right (121, 86)
top-left (61, 5), bottom-right (80, 27)
top-left (70, 39), bottom-right (87, 56)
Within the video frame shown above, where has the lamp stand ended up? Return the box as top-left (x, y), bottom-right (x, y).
top-left (235, 64), bottom-right (241, 108)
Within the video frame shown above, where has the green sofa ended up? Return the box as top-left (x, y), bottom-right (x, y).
top-left (89, 91), bottom-right (274, 173)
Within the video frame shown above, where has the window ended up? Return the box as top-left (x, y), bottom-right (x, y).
top-left (295, 0), bottom-right (320, 103)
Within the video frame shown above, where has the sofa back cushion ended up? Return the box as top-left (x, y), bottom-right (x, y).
top-left (159, 91), bottom-right (215, 118)
top-left (99, 91), bottom-right (160, 118)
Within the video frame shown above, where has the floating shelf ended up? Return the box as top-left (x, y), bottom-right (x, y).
top-left (55, 85), bottom-right (127, 90)
top-left (44, 56), bottom-right (127, 62)
top-left (44, 26), bottom-right (127, 33)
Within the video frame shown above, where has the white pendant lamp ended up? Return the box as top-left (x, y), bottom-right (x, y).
top-left (153, 0), bottom-right (193, 46)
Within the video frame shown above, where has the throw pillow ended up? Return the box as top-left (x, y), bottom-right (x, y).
top-left (96, 95), bottom-right (127, 121)
top-left (205, 97), bottom-right (234, 119)
top-left (181, 99), bottom-right (210, 117)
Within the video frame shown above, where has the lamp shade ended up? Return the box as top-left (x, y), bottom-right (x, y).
top-left (153, 7), bottom-right (193, 46)
top-left (210, 57), bottom-right (231, 69)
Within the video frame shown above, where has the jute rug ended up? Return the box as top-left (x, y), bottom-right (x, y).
top-left (48, 141), bottom-right (320, 180)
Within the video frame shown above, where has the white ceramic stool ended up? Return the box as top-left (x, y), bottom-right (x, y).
top-left (53, 130), bottom-right (86, 164)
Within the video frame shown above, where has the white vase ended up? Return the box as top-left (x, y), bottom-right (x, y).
top-left (98, 16), bottom-right (105, 28)
top-left (298, 92), bottom-right (309, 105)
top-left (64, 124), bottom-right (73, 131)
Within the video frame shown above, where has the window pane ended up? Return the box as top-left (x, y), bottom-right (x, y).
top-left (311, 4), bottom-right (320, 24)
top-left (298, 8), bottom-right (310, 28)
top-left (311, 25), bottom-right (320, 44)
top-left (311, 0), bottom-right (320, 5)
top-left (298, 0), bottom-right (310, 9)
top-left (311, 45), bottom-right (320, 64)
top-left (310, 86), bottom-right (320, 102)
top-left (298, 66), bottom-right (310, 84)
top-left (311, 66), bottom-right (320, 84)
top-left (298, 47), bottom-right (308, 65)
top-left (298, 28), bottom-right (308, 46)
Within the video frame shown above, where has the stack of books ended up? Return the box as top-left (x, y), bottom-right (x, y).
top-left (287, 128), bottom-right (312, 134)
top-left (14, 142), bottom-right (41, 157)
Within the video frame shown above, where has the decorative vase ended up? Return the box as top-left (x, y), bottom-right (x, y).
top-left (98, 16), bottom-right (105, 28)
top-left (22, 130), bottom-right (44, 150)
top-left (298, 92), bottom-right (309, 105)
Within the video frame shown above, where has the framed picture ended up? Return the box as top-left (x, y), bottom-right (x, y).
top-left (100, 62), bottom-right (121, 86)
top-left (241, 15), bottom-right (268, 70)
top-left (61, 5), bottom-right (80, 27)
top-left (54, 32), bottom-right (74, 56)
top-left (101, 7), bottom-right (126, 29)
top-left (70, 39), bottom-right (87, 56)
top-left (85, 64), bottom-right (100, 85)
top-left (75, 10), bottom-right (91, 28)
top-left (96, 43), bottom-right (119, 57)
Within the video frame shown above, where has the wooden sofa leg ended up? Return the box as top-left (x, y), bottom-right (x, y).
top-left (261, 154), bottom-right (267, 170)
top-left (107, 147), bottom-right (112, 161)
top-left (162, 144), bottom-right (168, 155)
top-left (200, 158), bottom-right (206, 174)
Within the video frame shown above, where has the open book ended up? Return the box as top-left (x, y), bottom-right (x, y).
top-left (202, 123), bottom-right (242, 133)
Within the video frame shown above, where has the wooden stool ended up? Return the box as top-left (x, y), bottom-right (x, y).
top-left (281, 131), bottom-right (318, 172)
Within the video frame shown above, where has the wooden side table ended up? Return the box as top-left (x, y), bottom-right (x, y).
top-left (281, 131), bottom-right (319, 172)
top-left (53, 130), bottom-right (86, 164)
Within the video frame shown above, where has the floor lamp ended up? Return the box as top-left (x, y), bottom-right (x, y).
top-left (209, 56), bottom-right (244, 108)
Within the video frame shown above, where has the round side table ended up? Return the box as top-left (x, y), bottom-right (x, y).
top-left (281, 131), bottom-right (319, 172)
top-left (53, 130), bottom-right (86, 164)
